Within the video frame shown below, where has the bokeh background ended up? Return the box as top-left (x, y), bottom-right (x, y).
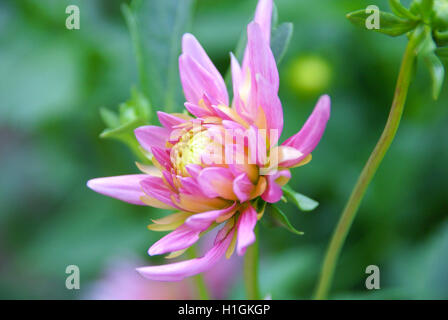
top-left (0, 0), bottom-right (447, 299)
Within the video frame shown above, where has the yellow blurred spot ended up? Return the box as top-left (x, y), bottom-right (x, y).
top-left (287, 55), bottom-right (332, 96)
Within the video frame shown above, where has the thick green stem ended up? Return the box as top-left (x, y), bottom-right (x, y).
top-left (314, 27), bottom-right (423, 300)
top-left (187, 246), bottom-right (210, 300)
top-left (244, 225), bottom-right (260, 300)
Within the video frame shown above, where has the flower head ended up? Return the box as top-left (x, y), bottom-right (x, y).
top-left (87, 0), bottom-right (330, 281)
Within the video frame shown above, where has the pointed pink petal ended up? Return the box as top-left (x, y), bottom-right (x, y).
top-left (140, 176), bottom-right (176, 208)
top-left (87, 175), bottom-right (147, 205)
top-left (182, 34), bottom-right (228, 105)
top-left (184, 102), bottom-right (214, 118)
top-left (222, 120), bottom-right (245, 131)
top-left (256, 75), bottom-right (283, 143)
top-left (254, 0), bottom-right (273, 43)
top-left (230, 52), bottom-right (242, 98)
top-left (261, 170), bottom-right (291, 203)
top-left (185, 164), bottom-right (203, 179)
top-left (134, 125), bottom-right (170, 152)
top-left (148, 224), bottom-right (201, 256)
top-left (179, 54), bottom-right (227, 106)
top-left (151, 146), bottom-right (172, 171)
top-left (236, 204), bottom-right (258, 256)
top-left (178, 176), bottom-right (207, 197)
top-left (242, 0), bottom-right (274, 72)
top-left (157, 111), bottom-right (188, 128)
top-left (197, 167), bottom-right (236, 200)
top-left (185, 202), bottom-right (237, 231)
top-left (233, 173), bottom-right (254, 203)
top-left (281, 95), bottom-right (331, 167)
top-left (247, 22), bottom-right (279, 92)
top-left (137, 229), bottom-right (234, 281)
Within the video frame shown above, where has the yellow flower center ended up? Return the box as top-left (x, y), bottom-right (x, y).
top-left (170, 130), bottom-right (214, 176)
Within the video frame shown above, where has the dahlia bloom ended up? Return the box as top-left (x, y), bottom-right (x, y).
top-left (87, 0), bottom-right (330, 281)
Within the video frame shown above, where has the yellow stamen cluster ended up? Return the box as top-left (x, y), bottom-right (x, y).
top-left (170, 130), bottom-right (213, 176)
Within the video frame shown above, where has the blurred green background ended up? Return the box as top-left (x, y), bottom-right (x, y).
top-left (0, 0), bottom-right (447, 299)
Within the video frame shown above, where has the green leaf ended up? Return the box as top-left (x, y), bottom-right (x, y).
top-left (388, 0), bottom-right (419, 20)
top-left (415, 26), bottom-right (445, 100)
top-left (271, 22), bottom-right (293, 64)
top-left (424, 52), bottom-right (445, 100)
top-left (267, 205), bottom-right (304, 235)
top-left (419, 0), bottom-right (434, 21)
top-left (124, 0), bottom-right (195, 113)
top-left (435, 30), bottom-right (448, 47)
top-left (282, 185), bottom-right (319, 212)
top-left (346, 9), bottom-right (418, 37)
top-left (433, 0), bottom-right (448, 29)
top-left (99, 87), bottom-right (151, 162)
top-left (100, 108), bottom-right (120, 129)
top-left (436, 46), bottom-right (448, 59)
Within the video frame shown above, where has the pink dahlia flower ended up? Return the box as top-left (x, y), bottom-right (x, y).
top-left (87, 0), bottom-right (330, 281)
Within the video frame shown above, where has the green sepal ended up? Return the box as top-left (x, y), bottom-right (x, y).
top-left (434, 30), bottom-right (448, 47)
top-left (265, 204), bottom-right (304, 235)
top-left (346, 9), bottom-right (418, 37)
top-left (100, 87), bottom-right (152, 161)
top-left (416, 26), bottom-right (446, 100)
top-left (436, 46), bottom-right (448, 59)
top-left (425, 52), bottom-right (445, 99)
top-left (389, 0), bottom-right (419, 20)
top-left (282, 185), bottom-right (319, 212)
top-left (271, 22), bottom-right (293, 64)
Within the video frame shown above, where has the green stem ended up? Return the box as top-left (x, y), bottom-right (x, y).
top-left (244, 225), bottom-right (260, 300)
top-left (187, 246), bottom-right (210, 300)
top-left (314, 26), bottom-right (424, 300)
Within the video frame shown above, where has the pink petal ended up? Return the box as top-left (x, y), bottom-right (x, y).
top-left (137, 229), bottom-right (234, 281)
top-left (157, 111), bottom-right (187, 128)
top-left (253, 0), bottom-right (273, 43)
top-left (185, 202), bottom-right (237, 230)
top-left (247, 22), bottom-right (279, 92)
top-left (148, 224), bottom-right (201, 256)
top-left (134, 126), bottom-right (170, 152)
top-left (261, 170), bottom-right (291, 203)
top-left (256, 75), bottom-right (283, 143)
top-left (184, 102), bottom-right (214, 118)
top-left (182, 34), bottom-right (228, 105)
top-left (197, 167), bottom-right (236, 199)
top-left (236, 204), bottom-right (258, 255)
top-left (87, 175), bottom-right (147, 205)
top-left (185, 164), bottom-right (203, 179)
top-left (233, 173), bottom-right (254, 203)
top-left (178, 176), bottom-right (207, 197)
top-left (230, 52), bottom-right (243, 98)
top-left (242, 0), bottom-right (274, 72)
top-left (151, 146), bottom-right (172, 171)
top-left (179, 54), bottom-right (228, 106)
top-left (281, 95), bottom-right (331, 167)
top-left (140, 176), bottom-right (177, 208)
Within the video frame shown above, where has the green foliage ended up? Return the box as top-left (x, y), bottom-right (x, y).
top-left (347, 0), bottom-right (447, 99)
top-left (282, 185), bottom-right (319, 212)
top-left (346, 10), bottom-right (417, 37)
top-left (123, 0), bottom-right (195, 112)
top-left (389, 0), bottom-right (419, 20)
top-left (271, 22), bottom-right (294, 64)
top-left (100, 87), bottom-right (151, 161)
top-left (265, 204), bottom-right (304, 235)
